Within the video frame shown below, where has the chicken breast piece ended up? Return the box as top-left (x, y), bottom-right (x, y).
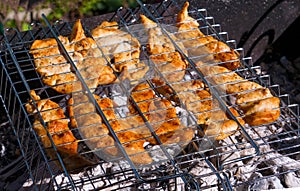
top-left (25, 90), bottom-right (93, 171)
top-left (199, 102), bottom-right (245, 141)
top-left (30, 19), bottom-right (117, 94)
top-left (68, 93), bottom-right (115, 153)
top-left (92, 21), bottom-right (148, 82)
top-left (42, 72), bottom-right (76, 94)
top-left (140, 15), bottom-right (188, 83)
top-left (25, 91), bottom-right (76, 153)
top-left (198, 65), bottom-right (261, 93)
top-left (176, 2), bottom-right (240, 70)
top-left (151, 79), bottom-right (244, 140)
top-left (93, 30), bottom-right (140, 63)
top-left (129, 83), bottom-right (178, 126)
top-left (235, 88), bottom-right (273, 104)
top-left (30, 36), bottom-right (69, 58)
top-left (239, 97), bottom-right (280, 126)
top-left (68, 92), bottom-right (153, 164)
top-left (129, 83), bottom-right (195, 147)
top-left (199, 65), bottom-right (280, 125)
top-left (117, 60), bottom-right (149, 83)
top-left (199, 64), bottom-right (280, 123)
top-left (117, 115), bottom-right (151, 136)
top-left (116, 130), bottom-right (152, 164)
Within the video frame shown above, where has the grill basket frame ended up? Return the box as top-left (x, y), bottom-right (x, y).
top-left (0, 0), bottom-right (299, 190)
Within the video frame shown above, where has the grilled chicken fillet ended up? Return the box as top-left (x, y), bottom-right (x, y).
top-left (68, 92), bottom-right (153, 164)
top-left (91, 21), bottom-right (148, 83)
top-left (152, 79), bottom-right (244, 140)
top-left (30, 19), bottom-right (116, 94)
top-left (140, 15), bottom-right (188, 83)
top-left (175, 3), bottom-right (280, 126)
top-left (176, 2), bottom-right (240, 70)
top-left (25, 90), bottom-right (92, 171)
top-left (129, 83), bottom-right (195, 145)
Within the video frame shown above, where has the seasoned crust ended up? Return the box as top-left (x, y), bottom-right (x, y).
top-left (194, 64), bottom-right (280, 126)
top-left (129, 82), bottom-right (195, 149)
top-left (240, 97), bottom-right (280, 126)
top-left (151, 79), bottom-right (244, 141)
top-left (25, 90), bottom-right (93, 171)
top-left (67, 92), bottom-right (154, 164)
top-left (91, 21), bottom-right (148, 83)
top-left (176, 1), bottom-right (241, 70)
top-left (141, 15), bottom-right (188, 83)
top-left (235, 88), bottom-right (273, 104)
top-left (175, 3), bottom-right (280, 128)
top-left (30, 20), bottom-right (116, 94)
top-left (243, 109), bottom-right (280, 126)
top-left (70, 19), bottom-right (86, 42)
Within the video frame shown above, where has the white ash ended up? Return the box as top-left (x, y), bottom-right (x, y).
top-left (111, 89), bottom-right (129, 118)
top-left (147, 144), bottom-right (182, 162)
top-left (265, 176), bottom-right (284, 190)
top-left (245, 125), bottom-right (276, 141)
top-left (53, 162), bottom-right (135, 191)
top-left (219, 130), bottom-right (258, 169)
top-left (23, 177), bottom-right (52, 189)
top-left (262, 153), bottom-right (300, 172)
top-left (223, 120), bottom-right (300, 190)
top-left (231, 145), bottom-right (300, 189)
top-left (189, 160), bottom-right (219, 189)
top-left (51, 159), bottom-right (188, 190)
top-left (176, 106), bottom-right (197, 127)
top-left (284, 172), bottom-right (300, 188)
top-left (239, 172), bottom-right (284, 191)
top-left (247, 172), bottom-right (269, 191)
top-left (0, 143), bottom-right (5, 157)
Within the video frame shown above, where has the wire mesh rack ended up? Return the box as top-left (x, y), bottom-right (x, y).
top-left (0, 0), bottom-right (299, 190)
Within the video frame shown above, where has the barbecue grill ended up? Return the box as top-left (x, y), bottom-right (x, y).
top-left (0, 0), bottom-right (299, 190)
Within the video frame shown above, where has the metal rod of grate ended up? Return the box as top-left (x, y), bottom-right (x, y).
top-left (0, 30), bottom-right (76, 190)
top-left (136, 0), bottom-right (260, 162)
top-left (40, 13), bottom-right (202, 189)
top-left (0, 1), bottom-right (233, 190)
top-left (114, 3), bottom-right (236, 190)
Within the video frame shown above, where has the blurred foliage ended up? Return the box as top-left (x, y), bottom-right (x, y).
top-left (80, 0), bottom-right (139, 16)
top-left (0, 0), bottom-right (144, 31)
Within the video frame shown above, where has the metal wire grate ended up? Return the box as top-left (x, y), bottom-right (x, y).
top-left (0, 0), bottom-right (299, 190)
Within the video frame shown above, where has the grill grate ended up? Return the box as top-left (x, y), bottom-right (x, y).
top-left (0, 0), bottom-right (299, 190)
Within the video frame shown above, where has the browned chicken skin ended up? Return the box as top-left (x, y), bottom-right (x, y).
top-left (129, 83), bottom-right (195, 146)
top-left (140, 15), bottom-right (188, 83)
top-left (68, 92), bottom-right (153, 164)
top-left (140, 13), bottom-right (244, 140)
top-left (176, 2), bottom-right (280, 126)
top-left (152, 79), bottom-right (244, 140)
top-left (25, 90), bottom-right (77, 153)
top-left (29, 19), bottom-right (152, 165)
top-left (91, 21), bottom-right (148, 83)
top-left (25, 90), bottom-right (93, 171)
top-left (30, 19), bottom-right (117, 94)
top-left (176, 2), bottom-right (240, 70)
top-left (27, 2), bottom-right (281, 168)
